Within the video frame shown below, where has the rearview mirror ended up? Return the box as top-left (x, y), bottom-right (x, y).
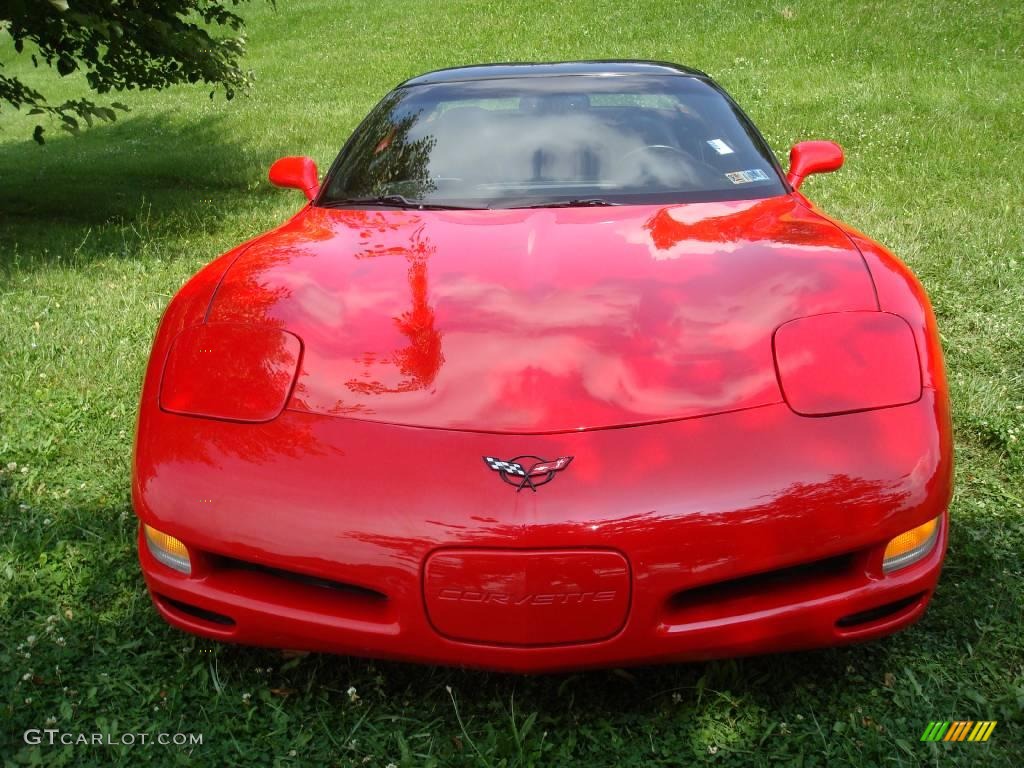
top-left (269, 156), bottom-right (319, 200)
top-left (786, 141), bottom-right (844, 190)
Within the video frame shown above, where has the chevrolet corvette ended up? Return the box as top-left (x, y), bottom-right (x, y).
top-left (133, 61), bottom-right (952, 672)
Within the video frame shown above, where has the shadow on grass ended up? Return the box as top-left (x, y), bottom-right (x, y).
top-left (0, 110), bottom-right (278, 270)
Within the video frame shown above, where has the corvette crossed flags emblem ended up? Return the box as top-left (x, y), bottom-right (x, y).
top-left (483, 455), bottom-right (574, 492)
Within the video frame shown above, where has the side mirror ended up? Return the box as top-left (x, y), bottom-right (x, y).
top-left (268, 156), bottom-right (319, 200)
top-left (786, 141), bottom-right (844, 191)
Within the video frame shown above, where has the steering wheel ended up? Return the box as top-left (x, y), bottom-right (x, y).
top-left (617, 144), bottom-right (721, 184)
top-left (620, 144), bottom-right (690, 164)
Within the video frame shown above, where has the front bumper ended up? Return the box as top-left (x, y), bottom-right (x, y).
top-left (134, 390), bottom-right (952, 672)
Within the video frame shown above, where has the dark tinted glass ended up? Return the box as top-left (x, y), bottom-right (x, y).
top-left (320, 75), bottom-right (785, 209)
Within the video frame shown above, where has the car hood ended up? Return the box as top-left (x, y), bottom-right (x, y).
top-left (207, 195), bottom-right (876, 433)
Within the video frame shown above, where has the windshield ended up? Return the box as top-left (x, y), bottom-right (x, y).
top-left (319, 75), bottom-right (786, 209)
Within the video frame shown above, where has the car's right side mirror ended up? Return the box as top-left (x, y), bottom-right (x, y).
top-left (786, 141), bottom-right (844, 190)
top-left (269, 156), bottom-right (320, 200)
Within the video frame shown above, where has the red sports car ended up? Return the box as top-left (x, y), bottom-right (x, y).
top-left (133, 61), bottom-right (951, 672)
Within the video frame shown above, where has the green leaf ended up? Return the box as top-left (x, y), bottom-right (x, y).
top-left (4, 1), bottom-right (251, 141)
top-left (397, 732), bottom-right (411, 763)
top-left (519, 711), bottom-right (538, 741)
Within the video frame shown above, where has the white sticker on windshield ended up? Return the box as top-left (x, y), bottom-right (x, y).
top-left (725, 168), bottom-right (770, 184)
top-left (707, 138), bottom-right (734, 155)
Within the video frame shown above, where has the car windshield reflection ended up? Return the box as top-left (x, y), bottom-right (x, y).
top-left (319, 75), bottom-right (786, 209)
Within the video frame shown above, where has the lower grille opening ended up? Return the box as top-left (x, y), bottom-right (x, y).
top-left (671, 552), bottom-right (856, 614)
top-left (214, 556), bottom-right (388, 604)
top-left (837, 593), bottom-right (924, 629)
top-left (158, 594), bottom-right (235, 626)
top-left (655, 548), bottom-right (864, 626)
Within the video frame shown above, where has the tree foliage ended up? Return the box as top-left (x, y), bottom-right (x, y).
top-left (0, 0), bottom-right (258, 143)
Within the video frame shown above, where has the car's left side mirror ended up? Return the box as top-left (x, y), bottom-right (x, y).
top-left (269, 156), bottom-right (319, 200)
top-left (786, 141), bottom-right (844, 191)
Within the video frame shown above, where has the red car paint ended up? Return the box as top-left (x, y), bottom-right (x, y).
top-left (424, 549), bottom-right (631, 645)
top-left (160, 324), bottom-right (302, 423)
top-left (207, 198), bottom-right (878, 433)
top-left (133, 65), bottom-right (951, 672)
top-left (772, 311), bottom-right (922, 416)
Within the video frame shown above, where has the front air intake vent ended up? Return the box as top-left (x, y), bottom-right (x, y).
top-left (216, 556), bottom-right (388, 603)
top-left (836, 593), bottom-right (925, 629)
top-left (662, 552), bottom-right (859, 627)
top-left (157, 594), bottom-right (235, 626)
top-left (670, 553), bottom-right (856, 610)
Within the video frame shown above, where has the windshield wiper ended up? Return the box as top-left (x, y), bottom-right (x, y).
top-left (513, 198), bottom-right (617, 209)
top-left (321, 195), bottom-right (479, 211)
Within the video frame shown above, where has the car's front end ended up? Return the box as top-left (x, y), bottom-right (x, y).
top-left (136, 393), bottom-right (949, 672)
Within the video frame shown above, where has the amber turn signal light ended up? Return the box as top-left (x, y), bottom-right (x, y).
top-left (883, 516), bottom-right (940, 573)
top-left (144, 524), bottom-right (192, 574)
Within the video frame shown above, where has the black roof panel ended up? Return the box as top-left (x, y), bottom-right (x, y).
top-left (398, 60), bottom-right (709, 87)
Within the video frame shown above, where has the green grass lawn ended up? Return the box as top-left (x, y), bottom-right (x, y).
top-left (1, 0), bottom-right (1022, 765)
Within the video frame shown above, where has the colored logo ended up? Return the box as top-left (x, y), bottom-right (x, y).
top-left (920, 721), bottom-right (997, 742)
top-left (482, 455), bottom-right (573, 492)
